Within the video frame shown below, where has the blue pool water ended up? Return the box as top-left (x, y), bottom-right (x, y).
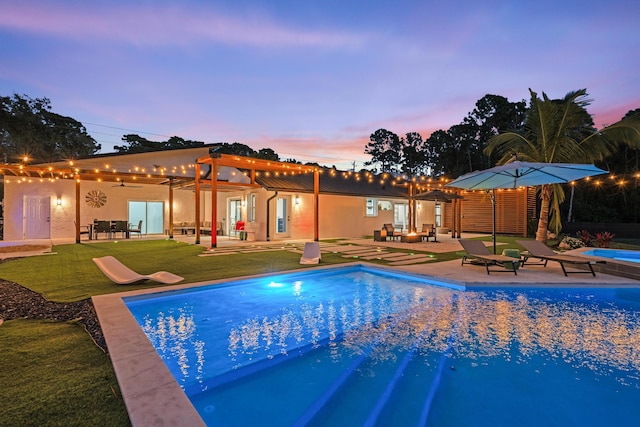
top-left (124, 265), bottom-right (640, 426)
top-left (583, 248), bottom-right (640, 264)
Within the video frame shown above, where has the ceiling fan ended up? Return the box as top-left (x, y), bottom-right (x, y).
top-left (113, 180), bottom-right (143, 188)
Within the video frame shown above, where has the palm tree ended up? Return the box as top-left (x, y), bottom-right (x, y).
top-left (485, 89), bottom-right (640, 243)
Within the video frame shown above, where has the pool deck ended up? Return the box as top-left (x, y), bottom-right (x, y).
top-left (92, 236), bottom-right (640, 426)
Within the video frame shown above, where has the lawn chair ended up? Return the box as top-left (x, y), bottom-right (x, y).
top-left (516, 240), bottom-right (604, 276)
top-left (300, 242), bottom-right (321, 264)
top-left (459, 239), bottom-right (518, 275)
top-left (92, 256), bottom-right (183, 284)
top-left (417, 224), bottom-right (435, 242)
top-left (382, 223), bottom-right (402, 241)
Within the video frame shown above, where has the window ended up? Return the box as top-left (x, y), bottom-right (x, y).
top-left (378, 200), bottom-right (392, 211)
top-left (365, 198), bottom-right (378, 216)
top-left (247, 193), bottom-right (256, 222)
top-left (435, 203), bottom-right (442, 227)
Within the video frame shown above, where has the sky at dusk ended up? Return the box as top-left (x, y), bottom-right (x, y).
top-left (1, 0), bottom-right (639, 169)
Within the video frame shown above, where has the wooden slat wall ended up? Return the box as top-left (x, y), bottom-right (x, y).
top-left (444, 188), bottom-right (535, 236)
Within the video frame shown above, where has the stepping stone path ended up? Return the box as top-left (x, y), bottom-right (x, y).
top-left (198, 242), bottom-right (438, 266)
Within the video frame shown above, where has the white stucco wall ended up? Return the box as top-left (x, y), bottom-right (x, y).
top-left (3, 172), bottom-right (442, 242)
top-left (3, 178), bottom-right (196, 240)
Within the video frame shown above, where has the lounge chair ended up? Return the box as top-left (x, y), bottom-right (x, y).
top-left (382, 223), bottom-right (403, 241)
top-left (300, 242), bottom-right (321, 265)
top-left (516, 240), bottom-right (604, 276)
top-left (459, 239), bottom-right (518, 275)
top-left (93, 256), bottom-right (184, 284)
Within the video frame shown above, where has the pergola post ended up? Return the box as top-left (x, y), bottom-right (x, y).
top-left (210, 161), bottom-right (218, 248)
top-left (75, 175), bottom-right (81, 243)
top-left (168, 177), bottom-right (174, 239)
top-left (195, 163), bottom-right (201, 245)
top-left (314, 168), bottom-right (319, 241)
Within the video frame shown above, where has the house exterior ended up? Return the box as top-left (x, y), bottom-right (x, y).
top-left (1, 145), bottom-right (533, 242)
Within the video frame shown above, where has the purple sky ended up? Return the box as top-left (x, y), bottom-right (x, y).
top-left (1, 0), bottom-right (639, 169)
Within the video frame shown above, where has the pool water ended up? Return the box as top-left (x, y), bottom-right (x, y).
top-left (583, 248), bottom-right (640, 264)
top-left (124, 265), bottom-right (640, 426)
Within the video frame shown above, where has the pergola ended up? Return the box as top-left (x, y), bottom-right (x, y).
top-left (195, 153), bottom-right (320, 247)
top-left (2, 154), bottom-right (321, 246)
top-left (4, 154), bottom-right (467, 245)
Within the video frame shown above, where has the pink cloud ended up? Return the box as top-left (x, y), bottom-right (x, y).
top-left (1, 1), bottom-right (365, 49)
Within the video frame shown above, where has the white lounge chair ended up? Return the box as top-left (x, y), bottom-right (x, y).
top-left (300, 242), bottom-right (321, 265)
top-left (93, 256), bottom-right (184, 284)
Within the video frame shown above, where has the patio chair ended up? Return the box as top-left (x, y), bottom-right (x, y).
top-left (112, 220), bottom-right (129, 238)
top-left (417, 224), bottom-right (435, 242)
top-left (300, 242), bottom-right (321, 265)
top-left (94, 220), bottom-right (112, 239)
top-left (382, 223), bottom-right (402, 241)
top-left (128, 220), bottom-right (143, 238)
top-left (231, 221), bottom-right (246, 239)
top-left (92, 256), bottom-right (184, 285)
top-left (516, 240), bottom-right (604, 276)
top-left (459, 239), bottom-right (518, 275)
top-left (74, 221), bottom-right (91, 240)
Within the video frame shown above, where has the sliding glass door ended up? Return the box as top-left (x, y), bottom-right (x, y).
top-left (128, 201), bottom-right (164, 235)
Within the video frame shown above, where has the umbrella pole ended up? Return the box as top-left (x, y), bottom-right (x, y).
top-left (492, 189), bottom-right (497, 254)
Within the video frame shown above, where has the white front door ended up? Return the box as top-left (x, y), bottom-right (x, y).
top-left (25, 196), bottom-right (50, 239)
top-left (229, 199), bottom-right (242, 235)
top-left (275, 196), bottom-right (290, 238)
top-left (394, 203), bottom-right (409, 232)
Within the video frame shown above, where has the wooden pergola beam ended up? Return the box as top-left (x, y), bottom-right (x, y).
top-left (196, 153), bottom-right (320, 248)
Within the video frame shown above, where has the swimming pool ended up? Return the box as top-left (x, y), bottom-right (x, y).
top-left (124, 265), bottom-right (640, 426)
top-left (582, 248), bottom-right (640, 264)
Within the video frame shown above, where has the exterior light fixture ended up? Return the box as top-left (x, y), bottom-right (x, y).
top-left (56, 197), bottom-right (62, 206)
top-left (295, 195), bottom-right (301, 205)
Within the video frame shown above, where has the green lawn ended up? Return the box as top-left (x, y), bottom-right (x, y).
top-left (0, 239), bottom-right (367, 426)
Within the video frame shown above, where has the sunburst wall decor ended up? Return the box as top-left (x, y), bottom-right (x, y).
top-left (85, 190), bottom-right (107, 208)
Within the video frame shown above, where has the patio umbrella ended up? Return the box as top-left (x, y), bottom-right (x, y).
top-left (446, 161), bottom-right (607, 252)
top-left (415, 190), bottom-right (464, 242)
top-left (445, 161), bottom-right (606, 190)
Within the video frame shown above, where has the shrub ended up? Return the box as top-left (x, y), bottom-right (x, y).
top-left (576, 229), bottom-right (594, 246)
top-left (559, 236), bottom-right (586, 250)
top-left (596, 231), bottom-right (615, 248)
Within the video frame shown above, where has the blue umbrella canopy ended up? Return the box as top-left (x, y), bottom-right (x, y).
top-left (445, 161), bottom-right (607, 253)
top-left (445, 161), bottom-right (607, 190)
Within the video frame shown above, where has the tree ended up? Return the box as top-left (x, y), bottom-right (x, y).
top-left (485, 89), bottom-right (640, 242)
top-left (401, 132), bottom-right (428, 177)
top-left (423, 94), bottom-right (526, 178)
top-left (364, 129), bottom-right (430, 177)
top-left (0, 93), bottom-right (100, 163)
top-left (114, 134), bottom-right (204, 153)
top-left (364, 129), bottom-right (402, 174)
top-left (255, 148), bottom-right (280, 161)
top-left (465, 94), bottom-right (527, 169)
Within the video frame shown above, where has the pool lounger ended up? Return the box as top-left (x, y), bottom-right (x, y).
top-left (516, 240), bottom-right (605, 277)
top-left (93, 256), bottom-right (184, 284)
top-left (459, 239), bottom-right (518, 275)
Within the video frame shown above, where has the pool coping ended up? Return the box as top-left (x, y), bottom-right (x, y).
top-left (93, 261), bottom-right (640, 426)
